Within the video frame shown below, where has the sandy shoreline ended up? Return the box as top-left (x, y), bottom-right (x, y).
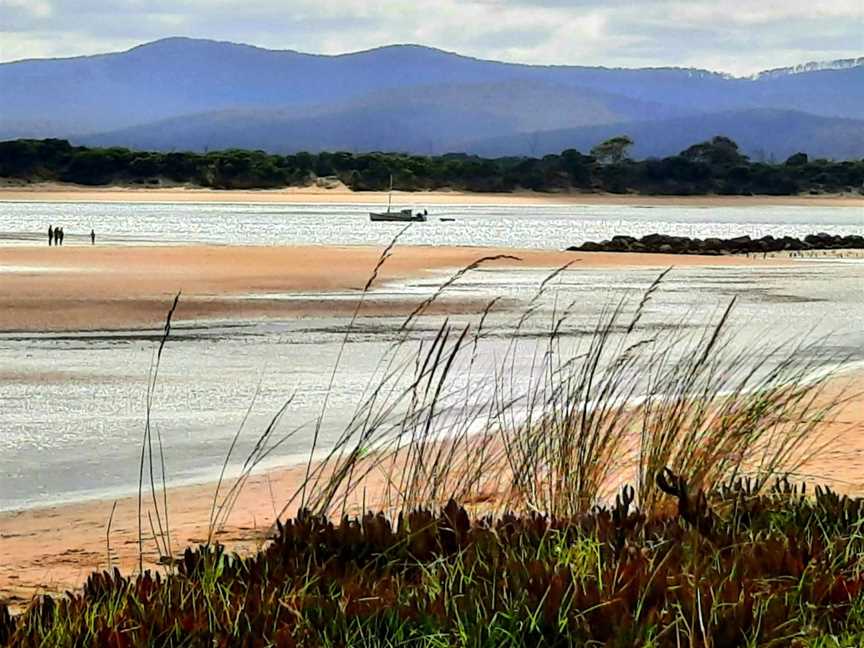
top-left (2, 184), bottom-right (862, 207)
top-left (0, 240), bottom-right (854, 607)
top-left (1, 371), bottom-right (861, 607)
top-left (0, 244), bottom-right (791, 332)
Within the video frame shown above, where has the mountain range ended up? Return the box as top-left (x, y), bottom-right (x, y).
top-left (2, 37), bottom-right (862, 159)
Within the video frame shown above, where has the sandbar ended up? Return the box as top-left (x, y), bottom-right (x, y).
top-left (1, 183), bottom-right (862, 207)
top-left (0, 244), bottom-right (791, 332)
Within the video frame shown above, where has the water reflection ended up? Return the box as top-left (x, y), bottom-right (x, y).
top-left (1, 258), bottom-right (862, 511)
top-left (1, 201), bottom-right (861, 248)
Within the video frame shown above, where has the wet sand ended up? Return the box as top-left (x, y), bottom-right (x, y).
top-left (1, 372), bottom-right (861, 608)
top-left (0, 244), bottom-right (790, 332)
top-left (0, 240), bottom-right (849, 608)
top-left (2, 183), bottom-right (862, 207)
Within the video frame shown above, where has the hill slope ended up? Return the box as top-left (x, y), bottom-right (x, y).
top-left (80, 80), bottom-right (685, 154)
top-left (2, 38), bottom-right (862, 158)
top-left (464, 110), bottom-right (864, 160)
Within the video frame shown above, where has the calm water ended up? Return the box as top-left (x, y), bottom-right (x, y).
top-left (0, 201), bottom-right (862, 511)
top-left (0, 201), bottom-right (861, 248)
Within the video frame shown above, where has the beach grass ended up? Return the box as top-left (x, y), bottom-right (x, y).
top-left (1, 244), bottom-right (860, 646)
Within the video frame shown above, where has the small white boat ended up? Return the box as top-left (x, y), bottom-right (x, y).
top-left (370, 208), bottom-right (427, 222)
top-left (369, 176), bottom-right (427, 222)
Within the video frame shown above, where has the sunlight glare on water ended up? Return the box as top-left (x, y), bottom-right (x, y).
top-left (1, 201), bottom-right (861, 248)
top-left (0, 200), bottom-right (861, 510)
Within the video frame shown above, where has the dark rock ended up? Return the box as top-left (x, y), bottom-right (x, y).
top-left (780, 236), bottom-right (806, 251)
top-left (609, 235), bottom-right (638, 251)
top-left (805, 232), bottom-right (836, 247)
top-left (702, 237), bottom-right (724, 252)
top-left (577, 242), bottom-right (605, 252)
top-left (725, 235), bottom-right (752, 252)
top-left (641, 233), bottom-right (670, 247)
top-left (566, 232), bottom-right (864, 256)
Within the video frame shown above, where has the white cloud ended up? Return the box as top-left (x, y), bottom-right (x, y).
top-left (0, 0), bottom-right (54, 18)
top-left (0, 0), bottom-right (861, 74)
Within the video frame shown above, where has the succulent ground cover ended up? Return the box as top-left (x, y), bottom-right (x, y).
top-left (3, 476), bottom-right (864, 647)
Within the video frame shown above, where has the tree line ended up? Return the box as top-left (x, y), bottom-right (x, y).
top-left (1, 136), bottom-right (862, 195)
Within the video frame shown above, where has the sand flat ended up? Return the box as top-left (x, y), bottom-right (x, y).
top-left (0, 372), bottom-right (861, 607)
top-left (0, 244), bottom-right (790, 332)
top-left (0, 240), bottom-right (847, 608)
top-left (1, 184), bottom-right (862, 207)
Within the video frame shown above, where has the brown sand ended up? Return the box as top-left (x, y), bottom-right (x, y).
top-left (2, 183), bottom-right (862, 207)
top-left (1, 372), bottom-right (861, 608)
top-left (0, 240), bottom-right (846, 607)
top-left (0, 244), bottom-right (790, 332)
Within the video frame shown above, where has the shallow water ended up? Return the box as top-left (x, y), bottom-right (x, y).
top-left (1, 201), bottom-right (861, 248)
top-left (0, 201), bottom-right (862, 510)
top-left (1, 256), bottom-right (862, 511)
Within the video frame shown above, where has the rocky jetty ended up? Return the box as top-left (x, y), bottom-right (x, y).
top-left (567, 232), bottom-right (864, 256)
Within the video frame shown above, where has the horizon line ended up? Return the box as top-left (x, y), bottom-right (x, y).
top-left (2, 35), bottom-right (862, 79)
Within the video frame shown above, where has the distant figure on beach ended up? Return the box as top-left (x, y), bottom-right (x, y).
top-left (90, 229), bottom-right (95, 245)
top-left (48, 225), bottom-right (54, 246)
top-left (57, 227), bottom-right (64, 246)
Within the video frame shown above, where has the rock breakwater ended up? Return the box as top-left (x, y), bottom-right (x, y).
top-left (567, 232), bottom-right (864, 255)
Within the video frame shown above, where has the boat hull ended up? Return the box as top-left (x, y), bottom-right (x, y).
top-left (369, 210), bottom-right (427, 222)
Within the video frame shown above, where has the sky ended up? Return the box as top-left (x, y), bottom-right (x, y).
top-left (1, 0), bottom-right (862, 74)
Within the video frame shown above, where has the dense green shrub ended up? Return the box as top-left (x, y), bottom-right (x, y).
top-left (1, 137), bottom-right (861, 195)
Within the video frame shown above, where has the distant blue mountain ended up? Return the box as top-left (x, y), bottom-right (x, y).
top-left (80, 79), bottom-right (688, 154)
top-left (1, 37), bottom-right (862, 158)
top-left (463, 110), bottom-right (864, 161)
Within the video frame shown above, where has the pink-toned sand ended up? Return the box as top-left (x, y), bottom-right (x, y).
top-left (0, 244), bottom-right (791, 332)
top-left (1, 374), bottom-right (861, 608)
top-left (0, 239), bottom-right (853, 609)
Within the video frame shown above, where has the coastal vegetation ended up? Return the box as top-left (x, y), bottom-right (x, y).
top-left (1, 254), bottom-right (860, 645)
top-left (4, 486), bottom-right (864, 646)
top-left (2, 136), bottom-right (862, 195)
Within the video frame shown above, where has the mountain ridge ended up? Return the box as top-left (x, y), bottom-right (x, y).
top-left (5, 37), bottom-right (859, 79)
top-left (1, 38), bottom-right (862, 158)
top-left (462, 109), bottom-right (864, 161)
top-left (751, 57), bottom-right (864, 79)
top-left (79, 79), bottom-right (691, 154)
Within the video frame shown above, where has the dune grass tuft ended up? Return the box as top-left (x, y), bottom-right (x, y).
top-left (3, 243), bottom-right (859, 646)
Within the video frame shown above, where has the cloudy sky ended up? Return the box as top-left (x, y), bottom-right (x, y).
top-left (1, 0), bottom-right (861, 74)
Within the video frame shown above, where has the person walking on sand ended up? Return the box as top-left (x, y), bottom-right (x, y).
top-left (57, 227), bottom-right (64, 246)
top-left (90, 229), bottom-right (95, 245)
top-left (48, 225), bottom-right (54, 247)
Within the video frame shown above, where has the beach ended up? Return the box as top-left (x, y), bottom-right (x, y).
top-left (5, 15), bottom-right (863, 644)
top-left (2, 183), bottom-right (863, 208)
top-left (1, 370), bottom-right (861, 608)
top-left (0, 244), bottom-right (790, 332)
top-left (0, 205), bottom-right (861, 612)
